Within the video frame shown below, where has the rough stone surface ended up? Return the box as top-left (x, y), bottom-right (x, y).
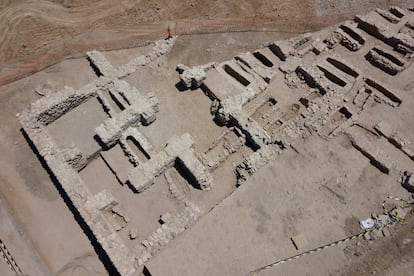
top-left (177, 62), bottom-right (216, 89)
top-left (128, 133), bottom-right (213, 192)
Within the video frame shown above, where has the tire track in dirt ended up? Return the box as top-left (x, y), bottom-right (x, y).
top-left (0, 0), bottom-right (138, 58)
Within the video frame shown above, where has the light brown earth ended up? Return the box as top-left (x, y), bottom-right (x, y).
top-left (1, 0), bottom-right (413, 85)
top-left (1, 1), bottom-right (414, 276)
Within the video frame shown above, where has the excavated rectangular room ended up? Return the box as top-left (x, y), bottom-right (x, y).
top-left (46, 97), bottom-right (108, 159)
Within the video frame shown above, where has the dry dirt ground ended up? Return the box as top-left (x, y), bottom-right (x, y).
top-left (1, 1), bottom-right (414, 276)
top-left (1, 0), bottom-right (413, 86)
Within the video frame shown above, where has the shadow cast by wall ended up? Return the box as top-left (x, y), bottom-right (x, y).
top-left (21, 128), bottom-right (122, 276)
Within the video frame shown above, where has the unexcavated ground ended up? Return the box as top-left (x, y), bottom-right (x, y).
top-left (1, 2), bottom-right (414, 276)
top-left (1, 0), bottom-right (414, 86)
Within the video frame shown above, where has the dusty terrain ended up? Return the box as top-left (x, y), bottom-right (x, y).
top-left (1, 1), bottom-right (414, 276)
top-left (1, 0), bottom-right (413, 86)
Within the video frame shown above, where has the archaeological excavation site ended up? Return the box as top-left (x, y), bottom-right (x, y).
top-left (1, 1), bottom-right (414, 276)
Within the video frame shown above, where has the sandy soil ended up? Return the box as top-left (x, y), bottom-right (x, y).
top-left (1, 0), bottom-right (413, 86)
top-left (146, 133), bottom-right (414, 275)
top-left (0, 31), bottom-right (298, 275)
top-left (0, 194), bottom-right (50, 276)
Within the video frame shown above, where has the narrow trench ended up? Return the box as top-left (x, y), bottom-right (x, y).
top-left (174, 159), bottom-right (200, 190)
top-left (317, 65), bottom-right (347, 87)
top-left (87, 57), bottom-right (103, 77)
top-left (372, 48), bottom-right (404, 66)
top-left (390, 7), bottom-right (404, 18)
top-left (364, 78), bottom-right (401, 105)
top-left (253, 52), bottom-right (273, 67)
top-left (339, 25), bottom-right (365, 44)
top-left (326, 57), bottom-right (359, 78)
top-left (223, 64), bottom-right (250, 86)
top-left (108, 91), bottom-right (126, 111)
top-left (268, 44), bottom-right (286, 61)
top-left (126, 136), bottom-right (151, 161)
